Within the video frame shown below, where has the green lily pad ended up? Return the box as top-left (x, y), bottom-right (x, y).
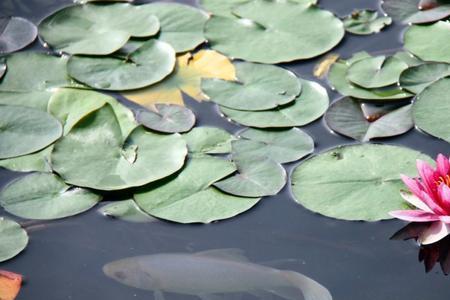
top-left (328, 52), bottom-right (413, 100)
top-left (135, 156), bottom-right (260, 224)
top-left (346, 55), bottom-right (408, 88)
top-left (139, 2), bottom-right (208, 53)
top-left (98, 200), bottom-right (157, 223)
top-left (0, 173), bottom-right (101, 220)
top-left (394, 51), bottom-right (423, 67)
top-left (39, 3), bottom-right (160, 55)
top-left (136, 104), bottom-right (195, 133)
top-left (67, 40), bottom-right (176, 91)
top-left (413, 77), bottom-right (450, 143)
top-left (48, 88), bottom-right (137, 137)
top-left (343, 10), bottom-right (392, 35)
top-left (51, 104), bottom-right (187, 190)
top-left (382, 0), bottom-right (450, 24)
top-left (0, 218), bottom-right (28, 262)
top-left (183, 127), bottom-right (236, 155)
top-left (220, 79), bottom-right (328, 128)
top-left (399, 62), bottom-right (450, 94)
top-left (325, 97), bottom-right (413, 141)
top-left (233, 128), bottom-right (314, 164)
top-left (0, 52), bottom-right (78, 110)
top-left (0, 146), bottom-right (52, 173)
top-left (404, 21), bottom-right (450, 64)
top-left (204, 0), bottom-right (344, 63)
top-left (202, 62), bottom-right (301, 111)
top-left (291, 144), bottom-right (430, 221)
top-left (214, 157), bottom-right (286, 197)
top-left (0, 16), bottom-right (37, 54)
top-left (0, 105), bottom-right (62, 159)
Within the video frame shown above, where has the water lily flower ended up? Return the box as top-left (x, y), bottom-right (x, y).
top-left (390, 154), bottom-right (450, 245)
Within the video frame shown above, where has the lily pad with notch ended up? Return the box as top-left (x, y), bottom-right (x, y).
top-left (0, 16), bottom-right (37, 54)
top-left (343, 10), bottom-right (392, 35)
top-left (136, 104), bottom-right (195, 133)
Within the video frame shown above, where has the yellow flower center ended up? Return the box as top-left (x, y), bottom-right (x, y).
top-left (436, 175), bottom-right (450, 187)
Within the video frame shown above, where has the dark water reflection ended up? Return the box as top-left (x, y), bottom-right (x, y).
top-left (1, 0), bottom-right (450, 299)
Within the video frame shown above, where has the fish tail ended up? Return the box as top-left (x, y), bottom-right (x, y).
top-left (268, 271), bottom-right (332, 300)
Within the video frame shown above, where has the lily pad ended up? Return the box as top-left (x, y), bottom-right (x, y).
top-left (0, 218), bottom-right (28, 262)
top-left (404, 21), bottom-right (450, 64)
top-left (139, 2), bottom-right (208, 53)
top-left (202, 62), bottom-right (301, 111)
top-left (220, 79), bottom-right (328, 128)
top-left (0, 147), bottom-right (52, 173)
top-left (325, 97), bottom-right (413, 141)
top-left (51, 104), bottom-right (187, 190)
top-left (67, 39), bottom-right (175, 91)
top-left (291, 144), bottom-right (430, 221)
top-left (343, 10), bottom-right (392, 35)
top-left (413, 77), bottom-right (450, 143)
top-left (0, 52), bottom-right (78, 110)
top-left (39, 3), bottom-right (160, 55)
top-left (328, 52), bottom-right (413, 100)
top-left (399, 62), bottom-right (450, 94)
top-left (0, 16), bottom-right (37, 54)
top-left (382, 0), bottom-right (450, 24)
top-left (346, 55), bottom-right (408, 88)
top-left (0, 105), bottom-right (62, 159)
top-left (233, 128), bottom-right (314, 164)
top-left (204, 0), bottom-right (344, 63)
top-left (0, 173), bottom-right (101, 220)
top-left (183, 127), bottom-right (235, 155)
top-left (214, 157), bottom-right (286, 197)
top-left (98, 200), bottom-right (157, 223)
top-left (135, 156), bottom-right (260, 224)
top-left (136, 104), bottom-right (195, 133)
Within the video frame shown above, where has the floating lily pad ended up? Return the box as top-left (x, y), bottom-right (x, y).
top-left (0, 16), bottom-right (37, 54)
top-left (68, 40), bottom-right (175, 91)
top-left (0, 173), bottom-right (101, 220)
top-left (135, 156), bottom-right (260, 224)
top-left (214, 157), bottom-right (286, 197)
top-left (136, 104), bottom-right (195, 133)
top-left (204, 0), bottom-right (344, 63)
top-left (325, 97), bottom-right (413, 141)
top-left (399, 62), bottom-right (450, 94)
top-left (183, 127), bottom-right (235, 155)
top-left (413, 77), bottom-right (450, 143)
top-left (221, 79), bottom-right (328, 128)
top-left (328, 52), bottom-right (413, 100)
top-left (98, 200), bottom-right (157, 223)
top-left (346, 55), bottom-right (408, 88)
top-left (343, 10), bottom-right (392, 35)
top-left (394, 51), bottom-right (423, 67)
top-left (382, 0), bottom-right (450, 24)
top-left (0, 218), bottom-right (28, 262)
top-left (51, 104), bottom-right (187, 190)
top-left (0, 146), bottom-right (52, 173)
top-left (139, 2), bottom-right (208, 52)
top-left (404, 22), bottom-right (450, 64)
top-left (0, 105), bottom-right (62, 159)
top-left (202, 62), bottom-right (301, 111)
top-left (0, 52), bottom-right (78, 110)
top-left (291, 144), bottom-right (430, 221)
top-left (39, 3), bottom-right (160, 55)
top-left (233, 128), bottom-right (314, 164)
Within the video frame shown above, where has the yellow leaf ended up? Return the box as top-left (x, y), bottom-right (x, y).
top-left (313, 53), bottom-right (340, 78)
top-left (122, 50), bottom-right (236, 108)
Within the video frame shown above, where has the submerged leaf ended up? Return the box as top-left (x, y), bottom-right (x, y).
top-left (291, 144), bottom-right (430, 221)
top-left (343, 10), bottom-right (391, 35)
top-left (183, 127), bottom-right (236, 155)
top-left (99, 200), bottom-right (157, 223)
top-left (0, 218), bottom-right (28, 263)
top-left (122, 50), bottom-right (236, 107)
top-left (0, 173), bottom-right (101, 220)
top-left (0, 270), bottom-right (22, 300)
top-left (0, 16), bottom-right (37, 54)
top-left (136, 104), bottom-right (195, 133)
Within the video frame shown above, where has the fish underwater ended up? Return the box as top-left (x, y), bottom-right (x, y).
top-left (103, 249), bottom-right (332, 300)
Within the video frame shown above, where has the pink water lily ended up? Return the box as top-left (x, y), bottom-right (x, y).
top-left (390, 154), bottom-right (450, 245)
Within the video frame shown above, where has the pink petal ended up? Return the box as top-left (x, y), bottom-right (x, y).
top-left (420, 191), bottom-right (447, 215)
top-left (439, 216), bottom-right (450, 224)
top-left (400, 191), bottom-right (433, 212)
top-left (438, 183), bottom-right (450, 212)
top-left (401, 175), bottom-right (424, 198)
top-left (419, 222), bottom-right (450, 245)
top-left (436, 154), bottom-right (450, 178)
top-left (416, 160), bottom-right (437, 195)
top-left (389, 210), bottom-right (440, 222)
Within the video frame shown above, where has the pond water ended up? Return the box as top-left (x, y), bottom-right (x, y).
top-left (1, 0), bottom-right (450, 299)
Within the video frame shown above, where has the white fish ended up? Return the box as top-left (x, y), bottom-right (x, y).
top-left (103, 249), bottom-right (332, 300)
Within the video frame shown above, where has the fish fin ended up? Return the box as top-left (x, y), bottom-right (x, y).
top-left (154, 290), bottom-right (166, 300)
top-left (273, 271), bottom-right (332, 300)
top-left (194, 249), bottom-right (250, 262)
